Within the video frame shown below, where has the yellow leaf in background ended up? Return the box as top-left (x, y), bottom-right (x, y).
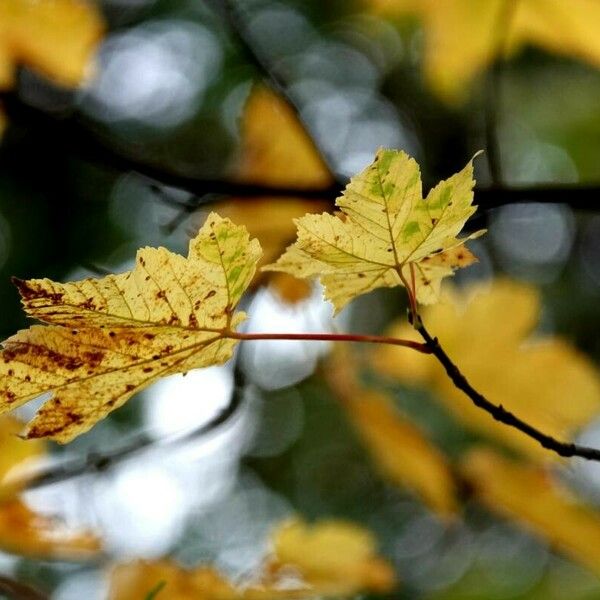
top-left (0, 499), bottom-right (100, 559)
top-left (0, 415), bottom-right (44, 486)
top-left (269, 272), bottom-right (313, 304)
top-left (235, 86), bottom-right (332, 189)
top-left (326, 349), bottom-right (457, 516)
top-left (370, 0), bottom-right (600, 103)
top-left (0, 415), bottom-right (100, 559)
top-left (462, 448), bottom-right (600, 576)
top-left (270, 518), bottom-right (396, 596)
top-left (0, 0), bottom-right (104, 89)
top-left (372, 279), bottom-right (600, 460)
top-left (265, 148), bottom-right (484, 312)
top-left (216, 86), bottom-right (330, 296)
top-left (109, 518), bottom-right (395, 599)
top-left (217, 199), bottom-right (328, 269)
top-left (0, 213), bottom-right (261, 443)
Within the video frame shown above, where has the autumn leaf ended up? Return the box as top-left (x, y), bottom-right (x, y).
top-left (215, 86), bottom-right (331, 304)
top-left (0, 213), bottom-right (261, 443)
top-left (326, 349), bottom-right (457, 516)
top-left (372, 279), bottom-right (600, 460)
top-left (370, 0), bottom-right (600, 102)
top-left (462, 448), bottom-right (600, 576)
top-left (0, 0), bottom-right (104, 90)
top-left (265, 148), bottom-right (484, 312)
top-left (109, 518), bottom-right (395, 599)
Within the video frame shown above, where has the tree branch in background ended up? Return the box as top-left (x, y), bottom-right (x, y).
top-left (2, 93), bottom-right (599, 213)
top-left (0, 575), bottom-right (49, 600)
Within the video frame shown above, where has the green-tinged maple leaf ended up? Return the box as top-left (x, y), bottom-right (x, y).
top-left (264, 148), bottom-right (485, 312)
top-left (0, 213), bottom-right (261, 443)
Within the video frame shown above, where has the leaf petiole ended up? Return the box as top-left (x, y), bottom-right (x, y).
top-left (228, 331), bottom-right (431, 354)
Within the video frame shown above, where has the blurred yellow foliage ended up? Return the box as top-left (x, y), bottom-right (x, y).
top-left (235, 86), bottom-right (332, 189)
top-left (216, 86), bottom-right (331, 300)
top-left (327, 349), bottom-right (457, 516)
top-left (0, 0), bottom-right (103, 89)
top-left (371, 0), bottom-right (600, 102)
top-left (462, 448), bottom-right (600, 576)
top-left (372, 279), bottom-right (600, 460)
top-left (0, 415), bottom-right (100, 559)
top-left (109, 517), bottom-right (395, 599)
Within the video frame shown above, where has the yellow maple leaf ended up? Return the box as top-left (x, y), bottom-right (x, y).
top-left (462, 448), bottom-right (600, 576)
top-left (0, 213), bottom-right (261, 443)
top-left (370, 0), bottom-right (600, 102)
top-left (0, 0), bottom-right (104, 90)
top-left (326, 349), bottom-right (457, 516)
top-left (109, 518), bottom-right (395, 599)
top-left (264, 148), bottom-right (485, 312)
top-left (372, 279), bottom-right (600, 460)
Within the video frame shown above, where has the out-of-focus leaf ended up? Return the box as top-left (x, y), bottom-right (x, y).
top-left (0, 415), bottom-right (100, 559)
top-left (270, 518), bottom-right (396, 595)
top-left (462, 448), bottom-right (600, 576)
top-left (372, 279), bottom-right (600, 460)
top-left (370, 0), bottom-right (600, 103)
top-left (265, 149), bottom-right (484, 312)
top-left (327, 349), bottom-right (457, 516)
top-left (0, 499), bottom-right (100, 559)
top-left (109, 518), bottom-right (395, 599)
top-left (0, 0), bottom-right (103, 89)
top-left (0, 415), bottom-right (44, 487)
top-left (216, 87), bottom-right (331, 294)
top-left (0, 213), bottom-right (261, 443)
top-left (235, 86), bottom-right (332, 188)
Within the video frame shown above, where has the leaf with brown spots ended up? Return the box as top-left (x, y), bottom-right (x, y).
top-left (264, 148), bottom-right (485, 312)
top-left (0, 213), bottom-right (261, 443)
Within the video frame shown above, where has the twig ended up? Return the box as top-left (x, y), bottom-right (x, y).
top-left (414, 317), bottom-right (600, 461)
top-left (0, 575), bottom-right (48, 600)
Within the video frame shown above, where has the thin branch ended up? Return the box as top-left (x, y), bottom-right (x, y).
top-left (414, 318), bottom-right (600, 461)
top-left (0, 575), bottom-right (49, 600)
top-left (230, 331), bottom-right (432, 353)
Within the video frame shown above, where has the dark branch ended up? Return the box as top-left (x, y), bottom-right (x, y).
top-left (2, 93), bottom-right (599, 212)
top-left (415, 318), bottom-right (600, 462)
top-left (0, 575), bottom-right (49, 600)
